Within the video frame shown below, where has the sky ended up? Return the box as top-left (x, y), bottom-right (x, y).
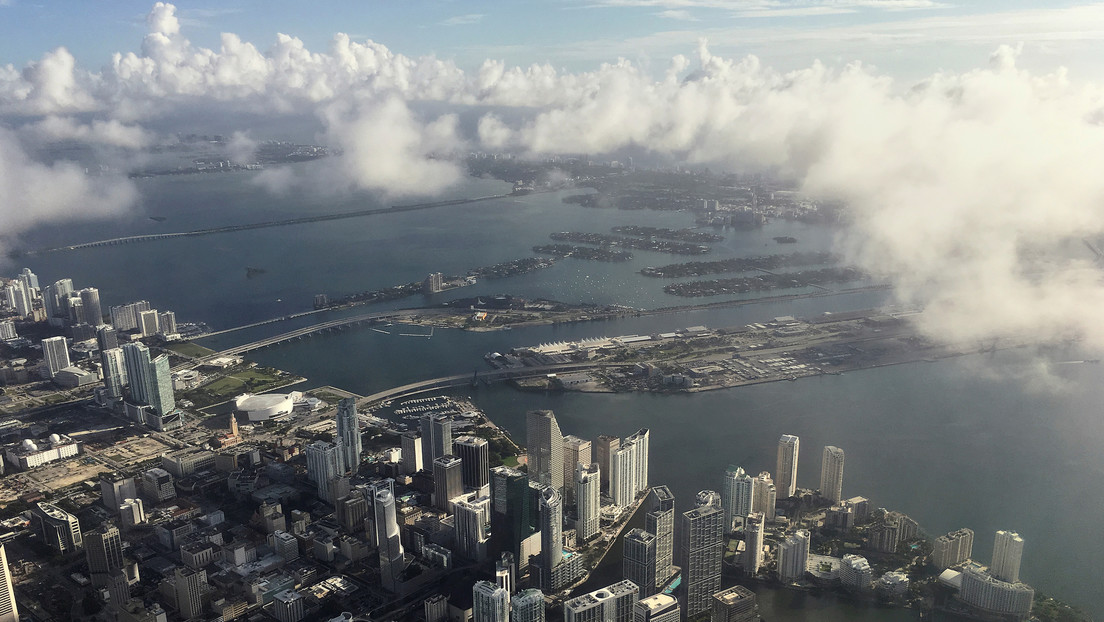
top-left (5, 1), bottom-right (1104, 356)
top-left (3, 1), bottom-right (1104, 82)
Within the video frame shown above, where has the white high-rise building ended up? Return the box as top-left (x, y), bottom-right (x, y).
top-left (100, 347), bottom-right (128, 399)
top-left (611, 428), bottom-right (649, 507)
top-left (7, 281), bottom-right (31, 318)
top-left (960, 563), bottom-right (1034, 619)
top-left (840, 554), bottom-right (873, 590)
top-left (138, 309), bottom-right (160, 337)
top-left (991, 530), bottom-right (1024, 583)
top-left (680, 491), bottom-right (723, 617)
top-left (305, 441), bottom-right (342, 501)
top-left (0, 543), bottom-right (18, 622)
top-left (119, 498), bottom-right (146, 529)
top-left (562, 435), bottom-right (592, 505)
top-left (526, 410), bottom-right (564, 492)
top-left (742, 512), bottom-right (765, 575)
top-left (778, 529), bottom-right (810, 582)
top-left (122, 343), bottom-right (152, 405)
top-left (634, 593), bottom-right (680, 622)
top-left (564, 580), bottom-right (639, 622)
top-left (776, 434), bottom-right (800, 498)
top-left (511, 589), bottom-right (546, 622)
top-left (157, 310), bottom-right (177, 336)
top-left (374, 488), bottom-right (405, 592)
top-left (472, 581), bottom-right (510, 622)
top-left (932, 528), bottom-right (974, 570)
top-left (454, 495), bottom-right (492, 562)
top-left (41, 336), bottom-right (70, 378)
top-left (538, 485), bottom-right (563, 589)
top-left (19, 267), bottom-right (39, 293)
top-left (752, 472), bottom-right (776, 519)
top-left (575, 462), bottom-right (601, 542)
top-left (335, 398), bottom-right (362, 475)
top-left (80, 288), bottom-right (103, 326)
top-left (721, 465), bottom-right (754, 531)
top-left (819, 446), bottom-right (845, 504)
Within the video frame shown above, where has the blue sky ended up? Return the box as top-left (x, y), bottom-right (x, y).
top-left (3, 1), bottom-right (1104, 81)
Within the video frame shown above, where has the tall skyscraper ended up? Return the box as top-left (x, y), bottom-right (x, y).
top-left (138, 309), bottom-right (160, 337)
top-left (538, 485), bottom-right (563, 589)
top-left (335, 398), bottom-right (362, 475)
top-left (85, 522), bottom-right (125, 575)
top-left (594, 434), bottom-right (620, 494)
top-left (711, 586), bottom-right (759, 622)
top-left (7, 281), bottom-right (31, 318)
top-left (172, 567), bottom-right (207, 620)
top-left (819, 446), bottom-right (845, 504)
top-left (932, 528), bottom-right (974, 570)
top-left (41, 336), bottom-right (70, 378)
top-left (623, 528), bottom-right (659, 596)
top-left (433, 455), bottom-right (464, 511)
top-left (400, 432), bottom-right (423, 474)
top-left (752, 472), bottom-right (776, 519)
top-left (0, 543), bottom-right (19, 622)
top-left (122, 342), bottom-right (152, 405)
top-left (109, 300), bottom-right (149, 332)
top-left (44, 279), bottom-right (74, 322)
top-left (526, 410), bottom-right (564, 492)
top-left (491, 466), bottom-right (538, 567)
top-left (96, 325), bottom-right (119, 350)
top-left (148, 353), bottom-right (175, 416)
top-left (374, 487), bottom-right (405, 592)
top-left (100, 348), bottom-right (127, 398)
top-left (611, 428), bottom-right (649, 507)
top-left (454, 495), bottom-right (492, 561)
top-left (80, 288), bottom-right (104, 326)
top-left (721, 466), bottom-right (754, 532)
top-left (19, 267), bottom-right (39, 293)
top-left (645, 486), bottom-right (675, 585)
top-left (680, 491), bottom-right (724, 618)
top-left (454, 435), bottom-right (491, 489)
top-left (305, 441), bottom-right (342, 501)
top-left (421, 415), bottom-right (453, 464)
top-left (496, 552), bottom-right (516, 595)
top-left (511, 589), bottom-right (546, 622)
top-left (778, 529), bottom-right (810, 582)
top-left (32, 502), bottom-right (82, 552)
top-left (562, 435), bottom-right (592, 505)
top-left (100, 475), bottom-right (137, 510)
top-left (991, 530), bottom-right (1024, 583)
top-left (158, 310), bottom-right (177, 335)
top-left (575, 462), bottom-right (601, 542)
top-left (743, 512), bottom-right (765, 575)
top-left (119, 498), bottom-right (146, 529)
top-left (776, 434), bottom-right (800, 498)
top-left (564, 580), bottom-right (639, 622)
top-left (472, 581), bottom-right (510, 622)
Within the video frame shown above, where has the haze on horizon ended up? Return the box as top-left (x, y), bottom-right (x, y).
top-left (4, 1), bottom-right (1104, 360)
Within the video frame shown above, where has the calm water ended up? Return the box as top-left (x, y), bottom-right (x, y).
top-left (10, 171), bottom-right (1103, 616)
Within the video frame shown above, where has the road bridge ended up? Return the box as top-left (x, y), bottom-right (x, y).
top-left (356, 363), bottom-right (630, 407)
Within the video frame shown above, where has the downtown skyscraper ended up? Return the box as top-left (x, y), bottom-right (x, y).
top-left (374, 487), bottom-right (405, 592)
top-left (820, 446), bottom-right (845, 504)
top-left (776, 434), bottom-right (800, 499)
top-left (680, 491), bottom-right (724, 617)
top-left (610, 428), bottom-right (649, 507)
top-left (526, 410), bottom-right (564, 492)
top-left (335, 398), bottom-right (362, 475)
top-left (721, 465), bottom-right (754, 531)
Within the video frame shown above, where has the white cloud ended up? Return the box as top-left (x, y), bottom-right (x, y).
top-left (0, 127), bottom-right (138, 253)
top-left (656, 10), bottom-right (700, 20)
top-left (442, 13), bottom-right (485, 26)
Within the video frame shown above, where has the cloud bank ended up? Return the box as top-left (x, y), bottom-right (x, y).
top-left (4, 3), bottom-right (1104, 352)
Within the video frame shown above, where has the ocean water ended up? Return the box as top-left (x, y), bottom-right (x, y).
top-left (10, 170), bottom-right (1103, 616)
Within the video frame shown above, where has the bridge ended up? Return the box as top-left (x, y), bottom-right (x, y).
top-left (20, 193), bottom-right (513, 255)
top-left (356, 363), bottom-right (632, 407)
